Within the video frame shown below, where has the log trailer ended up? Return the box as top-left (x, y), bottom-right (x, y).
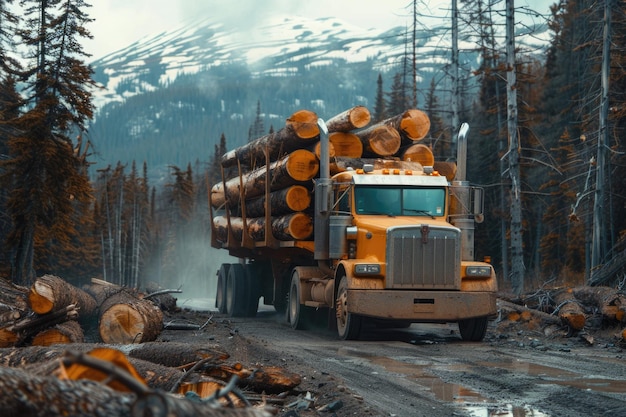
top-left (210, 109), bottom-right (497, 341)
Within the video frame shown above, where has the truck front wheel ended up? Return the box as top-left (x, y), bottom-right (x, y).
top-left (458, 316), bottom-right (489, 341)
top-left (336, 275), bottom-right (361, 340)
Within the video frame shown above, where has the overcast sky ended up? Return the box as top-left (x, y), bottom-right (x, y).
top-left (83, 0), bottom-right (551, 59)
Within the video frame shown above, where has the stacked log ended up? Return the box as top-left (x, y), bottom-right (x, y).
top-left (210, 106), bottom-right (434, 247)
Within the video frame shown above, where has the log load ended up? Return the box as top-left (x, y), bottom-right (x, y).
top-left (28, 274), bottom-right (97, 320)
top-left (384, 108), bottom-right (431, 144)
top-left (354, 124), bottom-right (401, 157)
top-left (329, 131), bottom-right (363, 158)
top-left (213, 212), bottom-right (313, 243)
top-left (244, 185), bottom-right (311, 218)
top-left (325, 105), bottom-right (371, 132)
top-left (329, 156), bottom-right (423, 175)
top-left (220, 109), bottom-right (319, 168)
top-left (402, 143), bottom-right (434, 167)
top-left (211, 149), bottom-right (319, 208)
top-left (98, 290), bottom-right (163, 344)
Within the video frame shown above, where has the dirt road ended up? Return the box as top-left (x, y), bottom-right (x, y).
top-left (212, 307), bottom-right (626, 417)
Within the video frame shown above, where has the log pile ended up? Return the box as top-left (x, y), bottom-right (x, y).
top-left (210, 106), bottom-right (434, 247)
top-left (0, 276), bottom-right (167, 347)
top-left (498, 285), bottom-right (626, 344)
top-left (0, 274), bottom-right (302, 415)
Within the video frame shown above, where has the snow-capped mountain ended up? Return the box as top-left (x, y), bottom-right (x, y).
top-left (87, 14), bottom-right (547, 180)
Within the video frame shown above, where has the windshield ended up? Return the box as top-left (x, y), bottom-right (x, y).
top-left (354, 186), bottom-right (445, 217)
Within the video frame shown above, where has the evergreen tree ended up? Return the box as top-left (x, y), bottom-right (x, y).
top-left (373, 73), bottom-right (386, 123)
top-left (249, 99), bottom-right (265, 141)
top-left (386, 72), bottom-right (411, 116)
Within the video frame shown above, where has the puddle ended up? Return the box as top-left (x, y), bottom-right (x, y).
top-left (464, 404), bottom-right (550, 416)
top-left (479, 360), bottom-right (626, 394)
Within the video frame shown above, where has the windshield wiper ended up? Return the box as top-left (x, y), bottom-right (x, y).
top-left (403, 209), bottom-right (435, 219)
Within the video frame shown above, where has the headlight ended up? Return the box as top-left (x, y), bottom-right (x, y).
top-left (465, 266), bottom-right (492, 277)
top-left (354, 264), bottom-right (381, 275)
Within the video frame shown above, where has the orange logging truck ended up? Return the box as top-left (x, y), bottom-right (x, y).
top-left (210, 107), bottom-right (497, 341)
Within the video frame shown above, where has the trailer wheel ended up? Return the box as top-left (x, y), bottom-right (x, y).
top-left (458, 316), bottom-right (489, 341)
top-left (288, 270), bottom-right (311, 330)
top-left (243, 264), bottom-right (261, 317)
top-left (336, 275), bottom-right (361, 340)
top-left (225, 264), bottom-right (247, 317)
top-left (215, 264), bottom-right (230, 314)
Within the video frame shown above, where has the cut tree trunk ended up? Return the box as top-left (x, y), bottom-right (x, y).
top-left (31, 320), bottom-right (84, 346)
top-left (220, 109), bottom-right (319, 168)
top-left (355, 124), bottom-right (401, 157)
top-left (244, 185), bottom-right (311, 218)
top-left (213, 212), bottom-right (313, 243)
top-left (384, 109), bottom-right (431, 144)
top-left (211, 149), bottom-right (319, 208)
top-left (325, 105), bottom-right (371, 132)
top-left (98, 290), bottom-right (163, 344)
top-left (553, 288), bottom-right (586, 331)
top-left (402, 143), bottom-right (434, 167)
top-left (329, 131), bottom-right (363, 158)
top-left (28, 274), bottom-right (97, 320)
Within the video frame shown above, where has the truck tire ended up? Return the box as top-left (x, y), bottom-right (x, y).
top-left (288, 270), bottom-right (311, 330)
top-left (215, 264), bottom-right (230, 314)
top-left (458, 316), bottom-right (489, 341)
top-left (226, 264), bottom-right (248, 317)
top-left (336, 275), bottom-right (361, 340)
top-left (243, 264), bottom-right (261, 317)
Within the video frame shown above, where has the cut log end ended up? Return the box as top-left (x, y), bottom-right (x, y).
top-left (284, 149), bottom-right (319, 181)
top-left (400, 109), bottom-right (431, 141)
top-left (28, 284), bottom-right (54, 315)
top-left (329, 132), bottom-right (363, 158)
top-left (402, 143), bottom-right (434, 167)
top-left (285, 185), bottom-right (312, 212)
top-left (285, 213), bottom-right (313, 241)
top-left (286, 110), bottom-right (319, 139)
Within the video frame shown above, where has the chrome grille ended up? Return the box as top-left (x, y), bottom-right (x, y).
top-left (386, 225), bottom-right (461, 289)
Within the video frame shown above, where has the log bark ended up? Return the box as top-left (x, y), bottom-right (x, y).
top-left (244, 185), bottom-right (311, 218)
top-left (211, 149), bottom-right (319, 207)
top-left (553, 288), bottom-right (586, 331)
top-left (28, 274), bottom-right (98, 319)
top-left (328, 131), bottom-right (363, 158)
top-left (99, 290), bottom-right (163, 344)
top-left (31, 320), bottom-right (84, 346)
top-left (402, 143), bottom-right (434, 167)
top-left (325, 105), bottom-right (371, 132)
top-left (144, 282), bottom-right (179, 312)
top-left (384, 109), bottom-right (431, 143)
top-left (354, 124), bottom-right (401, 157)
top-left (220, 109), bottom-right (319, 168)
top-left (0, 277), bottom-right (30, 313)
top-left (213, 212), bottom-right (313, 243)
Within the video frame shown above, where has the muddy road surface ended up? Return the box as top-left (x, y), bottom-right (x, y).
top-left (215, 307), bottom-right (626, 417)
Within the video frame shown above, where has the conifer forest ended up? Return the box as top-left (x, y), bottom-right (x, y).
top-left (0, 0), bottom-right (625, 298)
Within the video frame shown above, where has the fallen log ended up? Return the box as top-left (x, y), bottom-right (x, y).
top-left (384, 108), bottom-right (431, 144)
top-left (211, 149), bottom-right (319, 208)
top-left (325, 105), bottom-right (371, 132)
top-left (31, 320), bottom-right (84, 346)
top-left (354, 124), bottom-right (401, 157)
top-left (220, 109), bottom-right (319, 168)
top-left (99, 290), bottom-right (163, 344)
top-left (553, 288), bottom-right (586, 331)
top-left (244, 185), bottom-right (311, 218)
top-left (144, 282), bottom-right (180, 312)
top-left (0, 304), bottom-right (79, 347)
top-left (28, 274), bottom-right (97, 319)
top-left (571, 286), bottom-right (626, 323)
